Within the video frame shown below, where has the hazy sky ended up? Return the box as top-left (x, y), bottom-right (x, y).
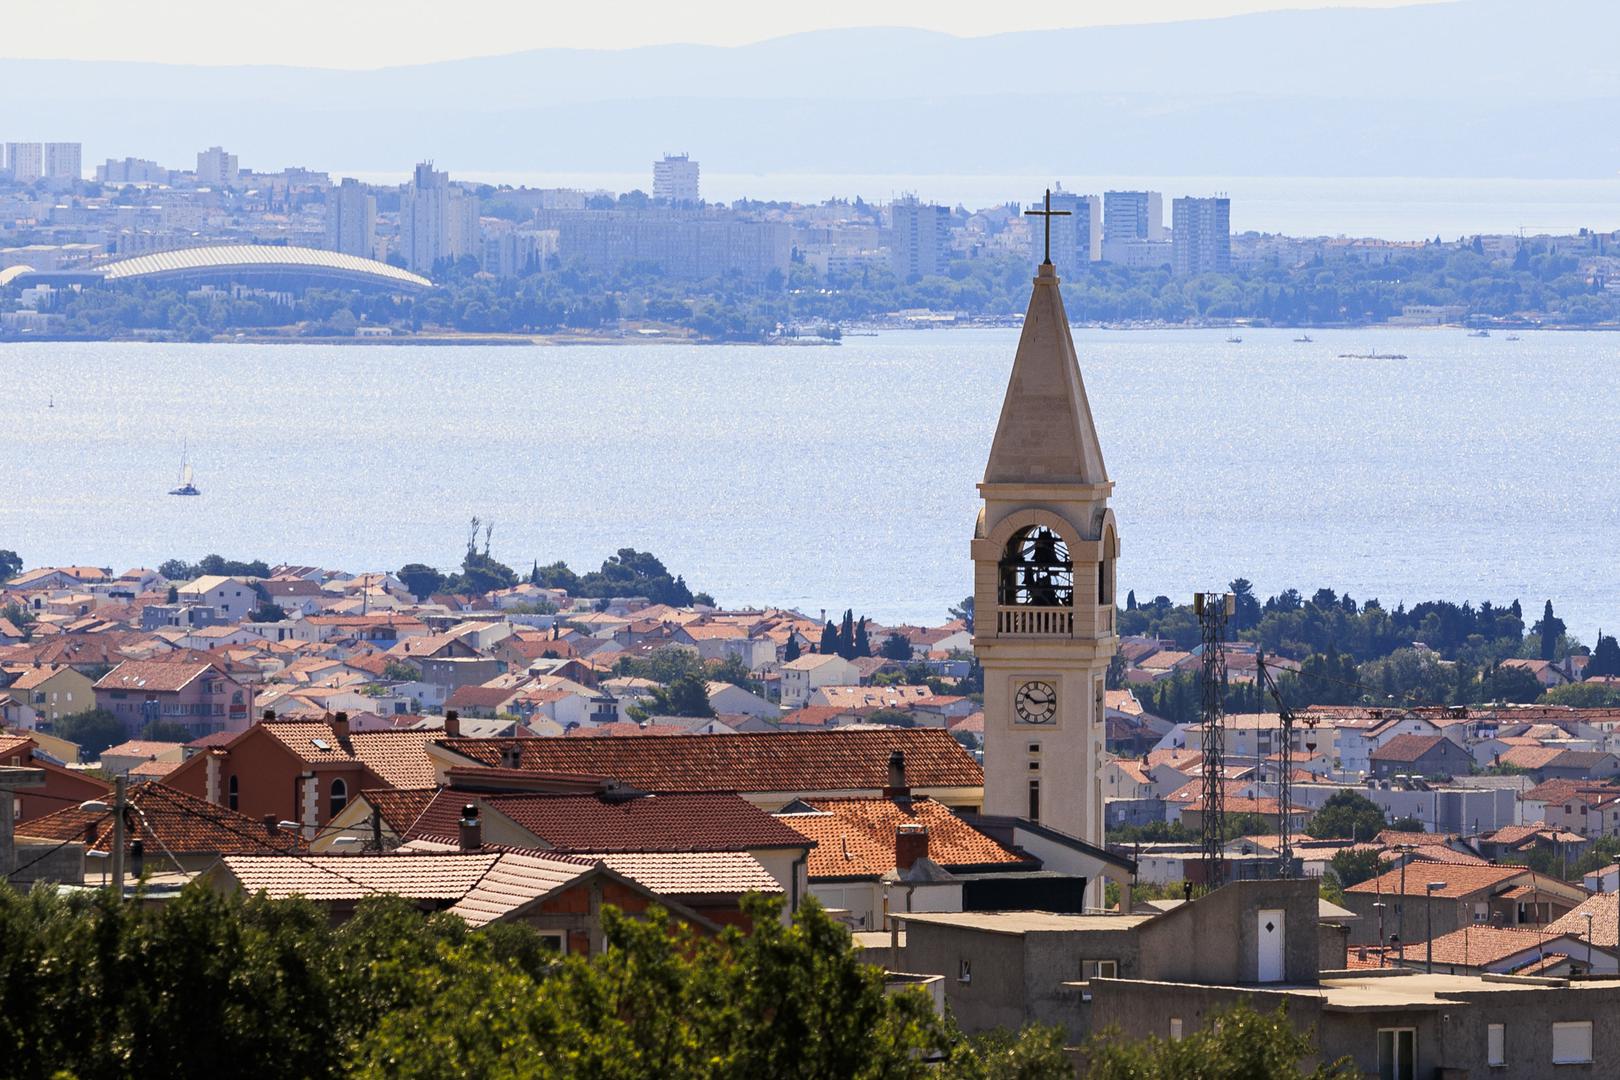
top-left (26, 0), bottom-right (1434, 68)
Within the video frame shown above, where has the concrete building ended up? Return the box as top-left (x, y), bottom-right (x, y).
top-left (325, 177), bottom-right (376, 259)
top-left (653, 153), bottom-right (700, 203)
top-left (95, 157), bottom-right (171, 185)
top-left (398, 163), bottom-right (481, 274)
top-left (5, 143), bottom-right (43, 183)
top-left (890, 196), bottom-right (951, 281)
top-left (779, 654), bottom-right (860, 708)
top-left (1102, 190), bottom-right (1163, 261)
top-left (92, 660), bottom-right (252, 740)
top-left (534, 209), bottom-right (788, 283)
top-left (196, 146), bottom-right (239, 188)
top-left (1171, 196), bottom-right (1232, 276)
top-left (43, 143), bottom-right (80, 181)
top-left (1028, 187), bottom-right (1100, 269)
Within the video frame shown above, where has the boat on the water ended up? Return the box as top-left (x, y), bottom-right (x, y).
top-left (1226, 336), bottom-right (1243, 343)
top-left (1338, 351), bottom-right (1408, 360)
top-left (1505, 334), bottom-right (1522, 341)
top-left (1294, 335), bottom-right (1313, 343)
top-left (169, 445), bottom-right (201, 496)
top-left (1468, 329), bottom-right (1491, 338)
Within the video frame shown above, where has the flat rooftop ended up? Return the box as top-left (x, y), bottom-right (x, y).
top-left (896, 911), bottom-right (1154, 935)
top-left (1093, 971), bottom-right (1620, 1011)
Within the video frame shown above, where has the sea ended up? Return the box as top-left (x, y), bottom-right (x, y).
top-left (3, 327), bottom-right (1618, 638)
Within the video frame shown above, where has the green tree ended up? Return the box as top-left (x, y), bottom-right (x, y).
top-left (1543, 681), bottom-right (1620, 707)
top-left (948, 595), bottom-right (975, 633)
top-left (396, 562), bottom-right (447, 601)
top-left (1488, 664), bottom-right (1544, 704)
top-left (0, 549), bottom-right (21, 581)
top-left (1536, 600), bottom-right (1566, 662)
top-left (249, 602), bottom-right (287, 623)
top-left (51, 708), bottom-right (126, 758)
top-left (139, 719), bottom-right (195, 743)
top-left (630, 672), bottom-right (717, 719)
top-left (1306, 790), bottom-right (1387, 841)
top-left (783, 636), bottom-right (802, 662)
top-left (839, 609), bottom-right (857, 660)
top-left (1083, 1001), bottom-right (1354, 1079)
top-left (1327, 848), bottom-right (1384, 891)
top-left (940, 1026), bottom-right (1071, 1080)
top-left (381, 659), bottom-right (422, 682)
top-left (1588, 631), bottom-right (1620, 678)
top-left (880, 633), bottom-right (914, 661)
top-left (820, 621), bottom-right (840, 655)
top-left (854, 616), bottom-right (872, 658)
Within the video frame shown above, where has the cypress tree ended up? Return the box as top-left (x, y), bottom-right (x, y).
top-left (839, 609), bottom-right (856, 660)
top-left (784, 636), bottom-right (802, 663)
top-left (820, 621), bottom-right (839, 655)
top-left (853, 617), bottom-right (871, 658)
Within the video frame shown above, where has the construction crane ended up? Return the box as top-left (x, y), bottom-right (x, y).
top-left (1194, 592), bottom-right (1233, 891)
top-left (1256, 652), bottom-right (1318, 879)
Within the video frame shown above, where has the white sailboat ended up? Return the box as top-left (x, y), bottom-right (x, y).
top-left (169, 444), bottom-right (201, 496)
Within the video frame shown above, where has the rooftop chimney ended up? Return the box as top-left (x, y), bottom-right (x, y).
top-left (263, 813), bottom-right (277, 837)
top-left (458, 803), bottom-right (482, 851)
top-left (262, 709), bottom-right (276, 724)
top-left (444, 709), bottom-right (460, 739)
top-left (129, 839), bottom-right (144, 881)
top-left (895, 823), bottom-right (929, 871)
top-left (329, 712), bottom-right (350, 741)
top-left (885, 749), bottom-right (908, 798)
top-left (502, 743), bottom-right (522, 769)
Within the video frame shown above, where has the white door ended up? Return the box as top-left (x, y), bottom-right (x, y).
top-left (1257, 909), bottom-right (1285, 982)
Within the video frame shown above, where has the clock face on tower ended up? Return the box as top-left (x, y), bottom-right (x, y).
top-left (1014, 680), bottom-right (1057, 724)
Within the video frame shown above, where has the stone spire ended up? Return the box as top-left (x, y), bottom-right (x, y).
top-left (982, 263), bottom-right (1108, 487)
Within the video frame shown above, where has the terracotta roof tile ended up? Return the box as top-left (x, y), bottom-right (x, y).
top-left (779, 796), bottom-right (1029, 879)
top-left (1346, 863), bottom-right (1529, 899)
top-left (18, 781), bottom-right (304, 855)
top-left (584, 851), bottom-right (783, 895)
top-left (93, 659), bottom-right (214, 693)
top-left (436, 728), bottom-right (981, 794)
top-left (254, 721), bottom-right (437, 788)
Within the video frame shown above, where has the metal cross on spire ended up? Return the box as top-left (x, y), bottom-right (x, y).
top-left (1025, 187), bottom-right (1072, 268)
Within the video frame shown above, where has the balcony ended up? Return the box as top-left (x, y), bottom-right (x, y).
top-left (995, 606), bottom-right (1074, 637)
top-left (993, 605), bottom-right (1116, 638)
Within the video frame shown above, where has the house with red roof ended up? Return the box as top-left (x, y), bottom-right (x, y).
top-left (1342, 863), bottom-right (1587, 946)
top-left (164, 713), bottom-right (437, 835)
top-left (1370, 734), bottom-right (1474, 779)
top-left (93, 658), bottom-right (251, 740)
top-left (0, 731), bottom-right (109, 823)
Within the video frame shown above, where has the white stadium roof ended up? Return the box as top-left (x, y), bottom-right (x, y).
top-left (95, 244), bottom-right (432, 291)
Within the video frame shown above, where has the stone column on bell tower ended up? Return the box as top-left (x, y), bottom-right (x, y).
top-left (972, 259), bottom-right (1119, 850)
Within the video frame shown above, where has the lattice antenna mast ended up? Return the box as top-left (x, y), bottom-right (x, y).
top-left (1195, 591), bottom-right (1233, 890)
top-left (1257, 653), bottom-right (1314, 879)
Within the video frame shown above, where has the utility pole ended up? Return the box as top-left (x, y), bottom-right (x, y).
top-left (0, 765), bottom-right (47, 880)
top-left (1195, 591), bottom-right (1233, 891)
top-left (110, 775), bottom-right (128, 896)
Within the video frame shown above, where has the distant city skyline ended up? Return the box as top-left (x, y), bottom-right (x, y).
top-left (17, 0), bottom-right (1437, 68)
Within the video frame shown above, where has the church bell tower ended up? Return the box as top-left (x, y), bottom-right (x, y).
top-left (973, 235), bottom-right (1117, 849)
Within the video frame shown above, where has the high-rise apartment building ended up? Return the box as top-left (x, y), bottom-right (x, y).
top-left (653, 154), bottom-right (701, 203)
top-left (890, 196), bottom-right (952, 281)
top-left (6, 143), bottom-right (43, 183)
top-left (196, 146), bottom-right (240, 187)
top-left (96, 157), bottom-right (171, 184)
top-left (325, 177), bottom-right (377, 258)
top-left (43, 143), bottom-right (81, 181)
top-left (1029, 187), bottom-right (1101, 269)
top-left (1102, 190), bottom-right (1165, 264)
top-left (400, 162), bottom-right (479, 274)
top-left (1171, 196), bottom-right (1232, 276)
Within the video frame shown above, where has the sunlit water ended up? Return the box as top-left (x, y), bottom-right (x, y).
top-left (3, 327), bottom-right (1618, 637)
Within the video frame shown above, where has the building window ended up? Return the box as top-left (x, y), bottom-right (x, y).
top-left (958, 959), bottom-right (972, 984)
top-left (1487, 1023), bottom-right (1505, 1068)
top-left (535, 932), bottom-right (566, 954)
top-left (1028, 779), bottom-right (1040, 822)
top-left (1169, 1018), bottom-right (1183, 1042)
top-left (1552, 1021), bottom-right (1592, 1065)
top-left (330, 778), bottom-right (348, 817)
top-left (1082, 960), bottom-right (1118, 980)
top-left (1377, 1028), bottom-right (1415, 1080)
top-left (227, 774), bottom-right (238, 811)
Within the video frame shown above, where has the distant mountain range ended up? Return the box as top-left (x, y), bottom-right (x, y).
top-left (4, 0), bottom-right (1617, 180)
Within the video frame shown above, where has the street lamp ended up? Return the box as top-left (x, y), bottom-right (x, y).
top-left (1373, 902), bottom-right (1388, 964)
top-left (1585, 912), bottom-right (1595, 973)
top-left (1394, 844), bottom-right (1417, 944)
top-left (1425, 882), bottom-right (1445, 973)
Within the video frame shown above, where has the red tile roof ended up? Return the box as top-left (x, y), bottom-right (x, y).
top-left (255, 721), bottom-right (437, 788)
top-left (93, 659), bottom-right (214, 693)
top-left (436, 728), bottom-right (982, 794)
top-left (1370, 734), bottom-right (1451, 763)
top-left (779, 796), bottom-right (1029, 879)
top-left (1346, 863), bottom-right (1529, 899)
top-left (18, 781), bottom-right (304, 855)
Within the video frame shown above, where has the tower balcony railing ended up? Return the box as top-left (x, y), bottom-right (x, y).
top-left (995, 605), bottom-right (1074, 637)
top-left (993, 605), bottom-right (1115, 637)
